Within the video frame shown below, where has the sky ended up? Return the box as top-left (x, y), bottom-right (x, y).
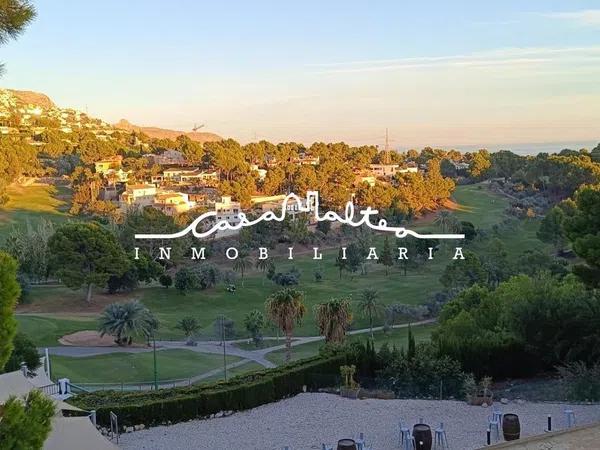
top-left (2, 0), bottom-right (600, 152)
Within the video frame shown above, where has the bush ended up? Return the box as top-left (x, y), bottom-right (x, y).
top-left (376, 343), bottom-right (465, 399)
top-left (4, 333), bottom-right (41, 373)
top-left (70, 353), bottom-right (347, 427)
top-left (558, 361), bottom-right (600, 402)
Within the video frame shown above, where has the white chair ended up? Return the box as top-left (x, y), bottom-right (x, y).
top-left (565, 409), bottom-right (576, 428)
top-left (488, 414), bottom-right (500, 442)
top-left (434, 422), bottom-right (449, 449)
top-left (399, 420), bottom-right (411, 447)
top-left (401, 428), bottom-right (416, 450)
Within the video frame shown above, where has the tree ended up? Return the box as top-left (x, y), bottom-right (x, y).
top-left (378, 236), bottom-right (394, 275)
top-left (315, 298), bottom-right (353, 344)
top-left (176, 317), bottom-right (201, 345)
top-left (232, 254), bottom-right (252, 286)
top-left (0, 251), bottom-right (20, 371)
top-left (244, 310), bottom-right (265, 347)
top-left (98, 300), bottom-right (157, 346)
top-left (214, 315), bottom-right (236, 341)
top-left (334, 247), bottom-right (347, 279)
top-left (159, 273), bottom-right (173, 288)
top-left (359, 288), bottom-right (382, 339)
top-left (255, 258), bottom-right (271, 285)
top-left (345, 242), bottom-right (362, 278)
top-left (434, 210), bottom-right (459, 234)
top-left (0, 390), bottom-right (55, 450)
top-left (563, 184), bottom-right (600, 286)
top-left (0, 0), bottom-right (36, 76)
top-left (265, 288), bottom-right (306, 362)
top-left (48, 223), bottom-right (129, 303)
top-left (537, 206), bottom-right (566, 251)
top-left (4, 332), bottom-right (40, 373)
top-left (174, 267), bottom-right (197, 294)
top-left (440, 250), bottom-right (487, 292)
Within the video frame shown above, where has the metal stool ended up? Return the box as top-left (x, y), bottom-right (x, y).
top-left (434, 422), bottom-right (449, 449)
top-left (565, 409), bottom-right (576, 428)
top-left (488, 414), bottom-right (500, 442)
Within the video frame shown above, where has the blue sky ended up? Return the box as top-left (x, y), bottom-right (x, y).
top-left (2, 1), bottom-right (600, 150)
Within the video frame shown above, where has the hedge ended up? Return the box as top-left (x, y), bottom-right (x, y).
top-left (69, 353), bottom-right (347, 427)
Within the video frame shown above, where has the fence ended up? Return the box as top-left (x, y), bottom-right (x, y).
top-left (73, 377), bottom-right (196, 392)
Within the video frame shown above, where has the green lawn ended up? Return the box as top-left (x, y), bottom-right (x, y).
top-left (0, 184), bottom-right (72, 240)
top-left (17, 183), bottom-right (550, 345)
top-left (50, 349), bottom-right (240, 384)
top-left (266, 323), bottom-right (437, 366)
top-left (16, 314), bottom-right (99, 347)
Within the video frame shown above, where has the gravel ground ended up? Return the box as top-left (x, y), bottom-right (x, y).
top-left (118, 393), bottom-right (600, 450)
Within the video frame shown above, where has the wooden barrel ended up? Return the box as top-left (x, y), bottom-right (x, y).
top-left (413, 424), bottom-right (432, 450)
top-left (502, 413), bottom-right (521, 441)
top-left (337, 439), bottom-right (357, 450)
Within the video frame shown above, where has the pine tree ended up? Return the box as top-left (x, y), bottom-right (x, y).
top-left (334, 247), bottom-right (347, 279)
top-left (379, 236), bottom-right (394, 275)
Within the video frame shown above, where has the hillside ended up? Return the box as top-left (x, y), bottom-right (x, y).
top-left (7, 89), bottom-right (55, 109)
top-left (114, 119), bottom-right (222, 144)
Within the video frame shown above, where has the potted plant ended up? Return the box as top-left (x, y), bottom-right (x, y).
top-left (340, 365), bottom-right (360, 399)
top-left (465, 375), bottom-right (494, 406)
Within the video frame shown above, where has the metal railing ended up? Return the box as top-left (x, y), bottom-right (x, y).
top-left (74, 377), bottom-right (195, 392)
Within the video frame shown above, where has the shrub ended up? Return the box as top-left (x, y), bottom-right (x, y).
top-left (70, 353), bottom-right (347, 427)
top-left (558, 361), bottom-right (600, 402)
top-left (4, 333), bottom-right (41, 373)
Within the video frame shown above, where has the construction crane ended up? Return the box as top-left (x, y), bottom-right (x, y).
top-left (192, 123), bottom-right (205, 132)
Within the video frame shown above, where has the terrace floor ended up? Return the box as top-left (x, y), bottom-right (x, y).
top-left (118, 393), bottom-right (600, 450)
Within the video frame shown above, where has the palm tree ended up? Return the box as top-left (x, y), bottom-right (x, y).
top-left (315, 298), bottom-right (353, 344)
top-left (176, 317), bottom-right (201, 345)
top-left (98, 300), bottom-right (156, 346)
top-left (233, 255), bottom-right (252, 286)
top-left (265, 288), bottom-right (306, 362)
top-left (255, 258), bottom-right (270, 286)
top-left (358, 288), bottom-right (382, 339)
top-left (434, 210), bottom-right (460, 234)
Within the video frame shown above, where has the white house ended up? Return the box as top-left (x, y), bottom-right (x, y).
top-left (119, 183), bottom-right (157, 208)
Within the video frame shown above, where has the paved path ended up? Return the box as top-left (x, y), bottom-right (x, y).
top-left (42, 319), bottom-right (435, 385)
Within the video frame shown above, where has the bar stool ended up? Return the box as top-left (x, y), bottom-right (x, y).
top-left (488, 414), bottom-right (500, 442)
top-left (434, 422), bottom-right (449, 449)
top-left (565, 409), bottom-right (576, 428)
top-left (401, 427), bottom-right (416, 450)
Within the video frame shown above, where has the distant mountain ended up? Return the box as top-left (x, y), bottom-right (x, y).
top-left (114, 119), bottom-right (222, 144)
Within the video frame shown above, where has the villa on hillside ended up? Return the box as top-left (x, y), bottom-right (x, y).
top-left (153, 191), bottom-right (197, 216)
top-left (153, 167), bottom-right (219, 185)
top-left (94, 156), bottom-right (123, 174)
top-left (369, 162), bottom-right (418, 178)
top-left (119, 183), bottom-right (157, 208)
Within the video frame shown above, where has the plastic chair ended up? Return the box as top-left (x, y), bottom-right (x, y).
top-left (434, 422), bottom-right (449, 449)
top-left (492, 406), bottom-right (503, 424)
top-left (565, 409), bottom-right (576, 428)
top-left (399, 420), bottom-right (411, 446)
top-left (401, 427), bottom-right (416, 450)
top-left (488, 414), bottom-right (500, 442)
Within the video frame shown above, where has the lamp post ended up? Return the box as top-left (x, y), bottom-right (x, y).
top-left (153, 332), bottom-right (158, 390)
top-left (220, 314), bottom-right (227, 381)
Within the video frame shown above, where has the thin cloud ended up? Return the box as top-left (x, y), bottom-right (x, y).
top-left (542, 9), bottom-right (600, 26)
top-left (310, 46), bottom-right (600, 74)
